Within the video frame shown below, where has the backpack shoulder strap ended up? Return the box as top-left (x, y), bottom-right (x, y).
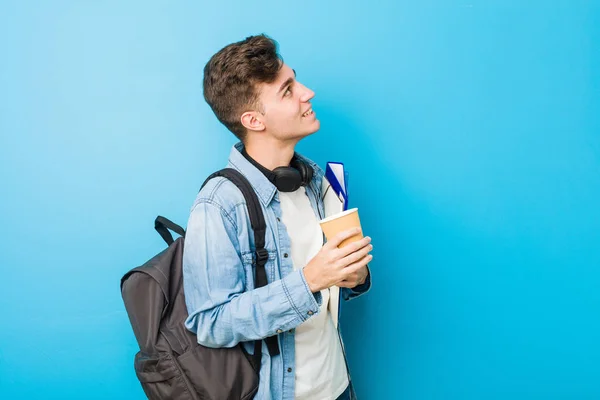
top-left (201, 168), bottom-right (269, 286)
top-left (201, 168), bottom-right (280, 357)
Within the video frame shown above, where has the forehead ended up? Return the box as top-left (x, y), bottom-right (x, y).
top-left (277, 63), bottom-right (294, 79)
top-left (265, 63), bottom-right (295, 89)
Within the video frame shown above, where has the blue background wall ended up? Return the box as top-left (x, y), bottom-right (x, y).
top-left (1, 1), bottom-right (599, 398)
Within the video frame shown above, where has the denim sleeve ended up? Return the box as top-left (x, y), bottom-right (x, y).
top-left (341, 266), bottom-right (372, 301)
top-left (182, 200), bottom-right (320, 348)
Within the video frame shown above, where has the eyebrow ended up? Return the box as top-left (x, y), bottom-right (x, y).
top-left (277, 69), bottom-right (297, 94)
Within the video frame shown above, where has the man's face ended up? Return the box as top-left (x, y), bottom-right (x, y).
top-left (254, 63), bottom-right (320, 141)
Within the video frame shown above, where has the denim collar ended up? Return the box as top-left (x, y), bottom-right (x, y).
top-left (228, 142), bottom-right (323, 207)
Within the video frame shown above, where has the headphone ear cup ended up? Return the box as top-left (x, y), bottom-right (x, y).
top-left (272, 166), bottom-right (302, 192)
top-left (293, 159), bottom-right (313, 186)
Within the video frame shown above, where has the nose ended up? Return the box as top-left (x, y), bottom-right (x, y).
top-left (299, 83), bottom-right (315, 103)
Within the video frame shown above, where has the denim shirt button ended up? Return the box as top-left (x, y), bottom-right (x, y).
top-left (307, 310), bottom-right (314, 316)
top-left (276, 329), bottom-right (283, 334)
top-left (283, 253), bottom-right (289, 258)
top-left (287, 367), bottom-right (293, 373)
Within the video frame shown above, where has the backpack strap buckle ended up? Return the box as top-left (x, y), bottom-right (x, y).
top-left (255, 248), bottom-right (269, 265)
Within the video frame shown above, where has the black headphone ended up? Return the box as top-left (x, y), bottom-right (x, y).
top-left (242, 148), bottom-right (313, 192)
top-left (272, 158), bottom-right (314, 192)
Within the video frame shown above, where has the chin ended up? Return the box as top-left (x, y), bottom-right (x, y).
top-left (302, 127), bottom-right (320, 139)
top-left (307, 119), bottom-right (321, 134)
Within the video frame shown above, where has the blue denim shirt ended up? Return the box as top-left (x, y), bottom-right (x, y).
top-left (182, 142), bottom-right (371, 400)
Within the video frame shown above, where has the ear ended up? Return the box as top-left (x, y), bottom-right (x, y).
top-left (240, 111), bottom-right (266, 132)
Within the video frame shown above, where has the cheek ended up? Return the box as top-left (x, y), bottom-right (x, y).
top-left (264, 102), bottom-right (303, 128)
top-left (276, 106), bottom-right (301, 122)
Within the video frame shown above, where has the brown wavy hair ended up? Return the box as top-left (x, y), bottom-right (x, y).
top-left (203, 34), bottom-right (283, 141)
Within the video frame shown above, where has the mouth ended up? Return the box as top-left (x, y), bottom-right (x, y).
top-left (302, 108), bottom-right (315, 118)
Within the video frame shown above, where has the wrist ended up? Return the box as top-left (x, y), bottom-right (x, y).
top-left (302, 266), bottom-right (319, 293)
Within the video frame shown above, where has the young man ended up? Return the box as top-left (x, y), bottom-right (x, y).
top-left (182, 34), bottom-right (373, 400)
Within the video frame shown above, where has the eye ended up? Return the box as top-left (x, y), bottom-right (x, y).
top-left (284, 87), bottom-right (292, 97)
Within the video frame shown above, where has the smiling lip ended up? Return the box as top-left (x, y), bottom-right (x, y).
top-left (302, 108), bottom-right (315, 117)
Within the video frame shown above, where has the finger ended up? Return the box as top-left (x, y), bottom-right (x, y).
top-left (337, 236), bottom-right (372, 258)
top-left (343, 254), bottom-right (373, 276)
top-left (337, 273), bottom-right (367, 288)
top-left (325, 227), bottom-right (362, 249)
top-left (340, 243), bottom-right (373, 266)
top-left (336, 280), bottom-right (356, 288)
top-left (346, 266), bottom-right (369, 284)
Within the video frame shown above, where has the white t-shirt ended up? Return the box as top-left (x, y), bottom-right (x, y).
top-left (279, 186), bottom-right (349, 400)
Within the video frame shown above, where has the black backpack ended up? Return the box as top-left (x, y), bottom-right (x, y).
top-left (120, 168), bottom-right (280, 400)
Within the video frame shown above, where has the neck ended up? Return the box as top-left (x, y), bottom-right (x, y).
top-left (243, 137), bottom-right (299, 170)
